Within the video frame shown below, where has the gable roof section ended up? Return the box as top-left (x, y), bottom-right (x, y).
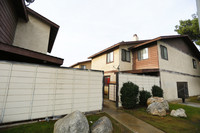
top-left (88, 40), bottom-right (149, 59)
top-left (70, 60), bottom-right (91, 67)
top-left (129, 35), bottom-right (200, 59)
top-left (27, 8), bottom-right (59, 53)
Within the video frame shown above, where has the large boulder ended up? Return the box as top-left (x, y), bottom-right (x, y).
top-left (54, 110), bottom-right (89, 133)
top-left (91, 116), bottom-right (113, 133)
top-left (170, 108), bottom-right (187, 118)
top-left (147, 97), bottom-right (169, 110)
top-left (147, 102), bottom-right (166, 116)
top-left (197, 96), bottom-right (200, 101)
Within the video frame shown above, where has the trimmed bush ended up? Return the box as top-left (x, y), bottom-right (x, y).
top-left (152, 85), bottom-right (163, 97)
top-left (120, 82), bottom-right (139, 109)
top-left (139, 90), bottom-right (152, 106)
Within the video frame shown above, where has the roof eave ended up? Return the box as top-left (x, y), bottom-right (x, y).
top-left (70, 60), bottom-right (91, 67)
top-left (0, 42), bottom-right (63, 66)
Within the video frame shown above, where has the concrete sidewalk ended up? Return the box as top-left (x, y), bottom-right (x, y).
top-left (179, 102), bottom-right (200, 108)
top-left (103, 100), bottom-right (164, 133)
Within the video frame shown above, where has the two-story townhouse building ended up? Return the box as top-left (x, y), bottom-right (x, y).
top-left (88, 35), bottom-right (200, 100)
top-left (0, 0), bottom-right (63, 66)
top-left (128, 35), bottom-right (200, 100)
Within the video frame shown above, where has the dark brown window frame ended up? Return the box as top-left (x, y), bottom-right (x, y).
top-left (192, 59), bottom-right (197, 69)
top-left (121, 49), bottom-right (130, 62)
top-left (160, 45), bottom-right (168, 60)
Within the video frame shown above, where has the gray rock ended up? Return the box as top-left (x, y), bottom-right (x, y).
top-left (147, 97), bottom-right (169, 111)
top-left (197, 96), bottom-right (200, 101)
top-left (170, 108), bottom-right (187, 118)
top-left (147, 102), bottom-right (166, 116)
top-left (91, 116), bottom-right (113, 133)
top-left (54, 110), bottom-right (89, 133)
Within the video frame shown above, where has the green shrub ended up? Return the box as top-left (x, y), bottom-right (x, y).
top-left (120, 82), bottom-right (139, 109)
top-left (139, 90), bottom-right (152, 106)
top-left (151, 85), bottom-right (163, 97)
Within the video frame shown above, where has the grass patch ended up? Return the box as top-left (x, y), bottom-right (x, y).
top-left (123, 103), bottom-right (200, 133)
top-left (0, 121), bottom-right (55, 133)
top-left (0, 112), bottom-right (132, 133)
top-left (188, 96), bottom-right (200, 104)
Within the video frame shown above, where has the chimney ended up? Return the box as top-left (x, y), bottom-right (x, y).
top-left (133, 34), bottom-right (139, 41)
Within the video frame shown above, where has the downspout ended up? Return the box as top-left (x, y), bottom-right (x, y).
top-left (116, 72), bottom-right (119, 108)
top-left (102, 71), bottom-right (104, 110)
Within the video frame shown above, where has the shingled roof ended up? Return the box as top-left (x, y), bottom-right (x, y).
top-left (88, 35), bottom-right (200, 60)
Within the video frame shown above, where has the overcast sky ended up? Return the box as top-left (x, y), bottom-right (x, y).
top-left (29, 0), bottom-right (197, 67)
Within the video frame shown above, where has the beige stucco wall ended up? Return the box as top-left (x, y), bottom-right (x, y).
top-left (91, 49), bottom-right (120, 72)
top-left (13, 14), bottom-right (50, 54)
top-left (158, 41), bottom-right (200, 75)
top-left (160, 71), bottom-right (200, 100)
top-left (119, 45), bottom-right (133, 71)
top-left (158, 40), bottom-right (200, 100)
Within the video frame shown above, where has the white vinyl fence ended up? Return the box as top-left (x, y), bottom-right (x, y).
top-left (118, 73), bottom-right (160, 107)
top-left (108, 84), bottom-right (116, 101)
top-left (0, 61), bottom-right (103, 123)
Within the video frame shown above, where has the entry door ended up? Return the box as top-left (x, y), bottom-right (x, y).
top-left (104, 76), bottom-right (110, 96)
top-left (177, 82), bottom-right (189, 98)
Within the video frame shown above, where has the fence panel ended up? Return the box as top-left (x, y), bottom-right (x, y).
top-left (108, 84), bottom-right (116, 101)
top-left (0, 61), bottom-right (103, 123)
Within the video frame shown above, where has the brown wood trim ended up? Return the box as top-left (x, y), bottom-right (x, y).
top-left (88, 40), bottom-right (150, 59)
top-left (129, 35), bottom-right (200, 59)
top-left (104, 70), bottom-right (118, 74)
top-left (89, 43), bottom-right (120, 59)
top-left (0, 0), bottom-right (18, 45)
top-left (0, 42), bottom-right (63, 65)
top-left (121, 68), bottom-right (159, 74)
top-left (70, 60), bottom-right (91, 67)
top-left (129, 35), bottom-right (187, 50)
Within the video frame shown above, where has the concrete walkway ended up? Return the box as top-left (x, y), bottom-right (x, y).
top-left (179, 102), bottom-right (200, 108)
top-left (103, 100), bottom-right (164, 133)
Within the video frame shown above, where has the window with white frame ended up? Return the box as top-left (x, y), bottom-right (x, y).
top-left (122, 49), bottom-right (130, 62)
top-left (107, 51), bottom-right (114, 63)
top-left (138, 48), bottom-right (148, 61)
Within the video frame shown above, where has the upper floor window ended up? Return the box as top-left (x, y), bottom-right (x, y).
top-left (138, 48), bottom-right (148, 61)
top-left (107, 51), bottom-right (114, 63)
top-left (80, 65), bottom-right (86, 69)
top-left (160, 45), bottom-right (168, 60)
top-left (122, 49), bottom-right (130, 62)
top-left (192, 59), bottom-right (197, 69)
